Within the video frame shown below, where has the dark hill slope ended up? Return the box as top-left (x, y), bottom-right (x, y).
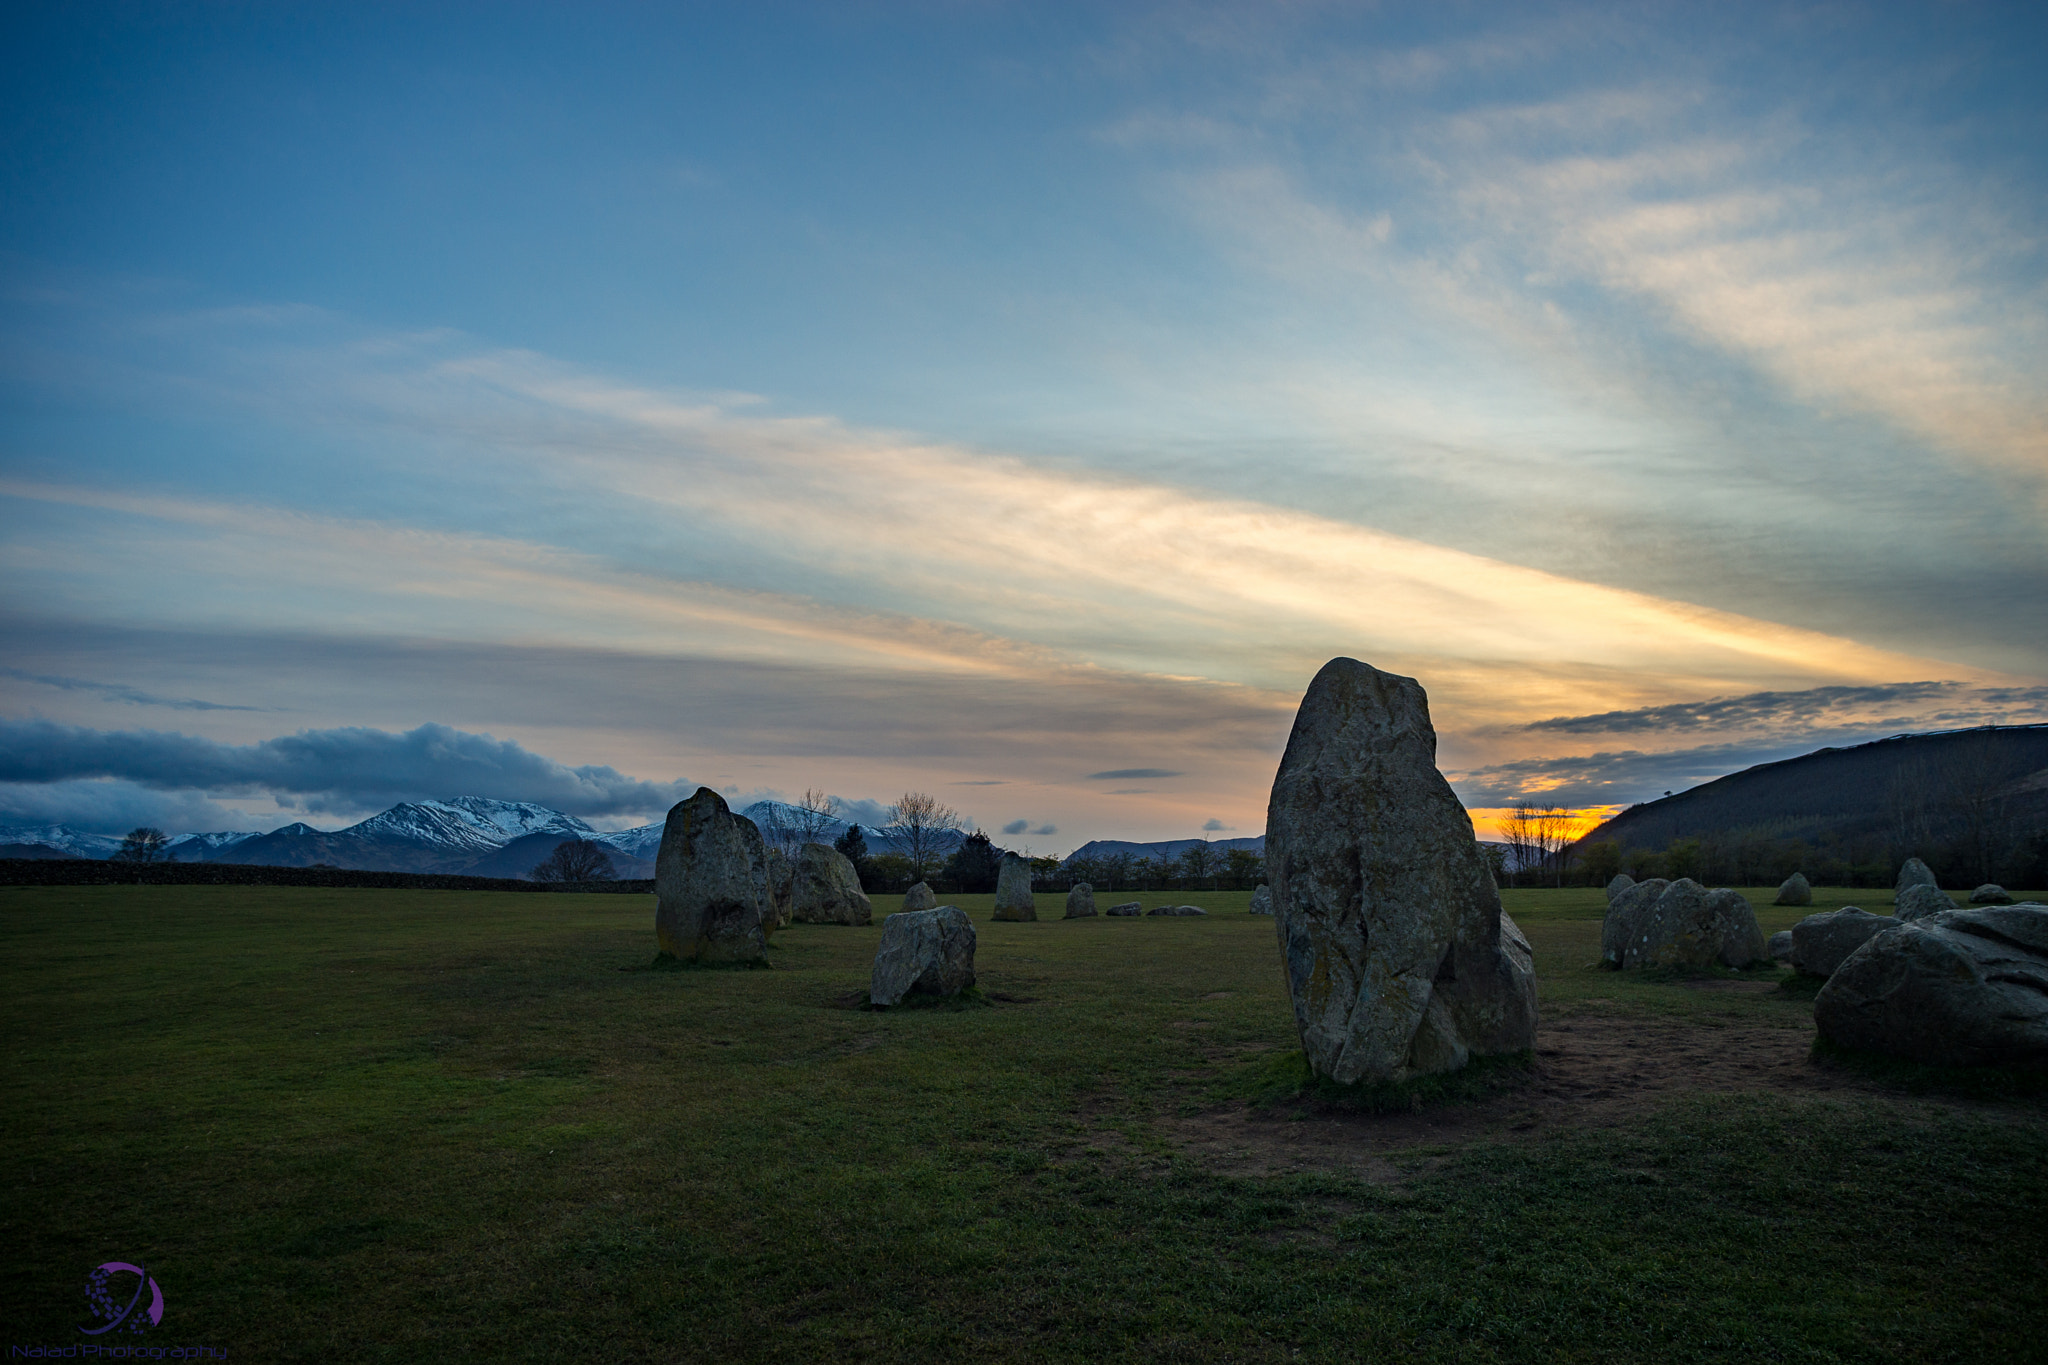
top-left (1575, 726), bottom-right (2048, 880)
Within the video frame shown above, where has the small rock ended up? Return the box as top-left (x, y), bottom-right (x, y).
top-left (1768, 930), bottom-right (1794, 964)
top-left (1249, 884), bottom-right (1273, 915)
top-left (1895, 883), bottom-right (1956, 922)
top-left (1774, 872), bottom-right (1812, 906)
top-left (1790, 907), bottom-right (1900, 978)
top-left (790, 842), bottom-right (873, 925)
top-left (1064, 883), bottom-right (1097, 918)
top-left (1106, 902), bottom-right (1141, 916)
top-left (991, 853), bottom-right (1037, 921)
top-left (1971, 884), bottom-right (2014, 905)
top-left (654, 788), bottom-right (773, 964)
top-left (868, 906), bottom-right (977, 1006)
top-left (902, 881), bottom-right (938, 912)
top-left (1815, 904), bottom-right (2048, 1068)
top-left (1147, 904), bottom-right (1207, 916)
top-left (1895, 857), bottom-right (1938, 893)
top-left (1605, 873), bottom-right (1636, 903)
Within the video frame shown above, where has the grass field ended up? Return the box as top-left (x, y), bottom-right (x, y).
top-left (5, 883), bottom-right (2045, 1362)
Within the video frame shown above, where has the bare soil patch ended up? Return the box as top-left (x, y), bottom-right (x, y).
top-left (1161, 1012), bottom-right (1917, 1179)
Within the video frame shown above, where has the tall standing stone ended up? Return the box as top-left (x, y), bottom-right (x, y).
top-left (1896, 857), bottom-right (1937, 893)
top-left (1775, 872), bottom-right (1812, 906)
top-left (790, 842), bottom-right (873, 925)
top-left (992, 852), bottom-right (1037, 921)
top-left (1266, 657), bottom-right (1537, 1085)
top-left (1249, 884), bottom-right (1274, 915)
top-left (655, 788), bottom-right (772, 963)
top-left (1064, 882), bottom-right (1097, 918)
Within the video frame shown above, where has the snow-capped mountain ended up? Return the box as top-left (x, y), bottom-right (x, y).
top-left (341, 798), bottom-right (593, 853)
top-left (587, 823), bottom-right (664, 861)
top-left (165, 831), bottom-right (262, 857)
top-left (0, 825), bottom-right (126, 858)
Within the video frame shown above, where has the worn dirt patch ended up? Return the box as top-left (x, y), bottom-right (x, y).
top-left (1161, 1013), bottom-right (1899, 1179)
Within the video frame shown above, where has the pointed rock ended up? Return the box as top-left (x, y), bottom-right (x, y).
top-left (1895, 857), bottom-right (1937, 893)
top-left (1774, 872), bottom-right (1812, 906)
top-left (902, 881), bottom-right (938, 912)
top-left (1064, 883), bottom-right (1097, 918)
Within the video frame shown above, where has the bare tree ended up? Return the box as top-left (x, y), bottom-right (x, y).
top-left (790, 788), bottom-right (839, 846)
top-left (883, 792), bottom-right (961, 883)
top-left (1182, 841), bottom-right (1216, 889)
top-left (113, 827), bottom-right (170, 863)
top-left (532, 839), bottom-right (617, 883)
top-left (1502, 804), bottom-right (1541, 887)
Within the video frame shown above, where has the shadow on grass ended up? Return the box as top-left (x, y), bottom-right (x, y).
top-left (1808, 1035), bottom-right (2048, 1106)
top-left (619, 952), bottom-right (775, 973)
top-left (1225, 1047), bottom-right (1537, 1115)
top-left (829, 984), bottom-right (1002, 1012)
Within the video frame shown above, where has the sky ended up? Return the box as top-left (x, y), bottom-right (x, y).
top-left (2, 1), bottom-right (2045, 849)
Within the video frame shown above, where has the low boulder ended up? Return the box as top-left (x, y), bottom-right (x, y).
top-left (1775, 872), bottom-right (1812, 906)
top-left (1249, 884), bottom-right (1273, 915)
top-left (902, 881), bottom-right (938, 912)
top-left (1790, 907), bottom-right (1899, 979)
top-left (1600, 878), bottom-right (1670, 968)
top-left (1608, 879), bottom-right (1767, 970)
top-left (1972, 884), bottom-right (2014, 905)
top-left (1895, 883), bottom-right (1956, 922)
top-left (1106, 902), bottom-right (1142, 917)
top-left (1768, 930), bottom-right (1794, 964)
top-left (789, 843), bottom-right (873, 925)
top-left (1064, 883), bottom-right (1097, 918)
top-left (1605, 874), bottom-right (1636, 903)
top-left (868, 906), bottom-right (977, 1006)
top-left (992, 853), bottom-right (1037, 921)
top-left (654, 787), bottom-right (773, 964)
top-left (1148, 904), bottom-right (1207, 916)
top-left (1814, 904), bottom-right (2048, 1068)
top-left (1895, 857), bottom-right (1938, 893)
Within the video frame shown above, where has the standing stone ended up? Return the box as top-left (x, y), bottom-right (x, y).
top-left (1775, 873), bottom-right (1812, 906)
top-left (1266, 657), bottom-right (1537, 1085)
top-left (1970, 884), bottom-right (2014, 905)
top-left (1616, 880), bottom-right (1767, 970)
top-left (1605, 874), bottom-right (1636, 903)
top-left (1896, 857), bottom-right (1938, 893)
top-left (655, 788), bottom-right (772, 964)
top-left (1106, 902), bottom-right (1141, 916)
top-left (1249, 884), bottom-right (1274, 915)
top-left (763, 847), bottom-right (795, 930)
top-left (1064, 883), bottom-right (1097, 918)
top-left (790, 843), bottom-right (873, 925)
top-left (869, 906), bottom-right (977, 1006)
top-left (1895, 883), bottom-right (1956, 922)
top-left (1600, 878), bottom-right (1671, 968)
top-left (902, 881), bottom-right (938, 912)
top-left (1790, 907), bottom-right (1900, 978)
top-left (992, 852), bottom-right (1037, 921)
top-left (1815, 904), bottom-right (2048, 1068)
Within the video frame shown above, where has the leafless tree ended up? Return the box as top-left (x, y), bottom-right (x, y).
top-left (1182, 841), bottom-right (1216, 889)
top-left (113, 827), bottom-right (169, 863)
top-left (883, 792), bottom-right (962, 882)
top-left (532, 839), bottom-right (617, 882)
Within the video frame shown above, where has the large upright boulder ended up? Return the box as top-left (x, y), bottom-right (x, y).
top-left (1614, 880), bottom-right (1768, 970)
top-left (1266, 658), bottom-right (1537, 1085)
top-left (1775, 873), bottom-right (1812, 906)
top-left (869, 906), bottom-right (977, 1006)
top-left (1605, 874), bottom-right (1636, 903)
top-left (790, 843), bottom-right (873, 925)
top-left (1815, 905), bottom-right (2048, 1068)
top-left (1895, 883), bottom-right (1955, 922)
top-left (655, 788), bottom-right (773, 963)
top-left (1600, 878), bottom-right (1670, 968)
top-left (902, 881), bottom-right (938, 912)
top-left (763, 847), bottom-right (795, 929)
top-left (992, 852), bottom-right (1037, 921)
top-left (1064, 883), bottom-right (1097, 918)
top-left (1895, 857), bottom-right (1938, 893)
top-left (1249, 884), bottom-right (1274, 915)
top-left (1790, 907), bottom-right (1899, 978)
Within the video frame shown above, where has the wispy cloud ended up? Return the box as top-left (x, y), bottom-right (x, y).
top-left (1521, 681), bottom-right (2048, 735)
top-left (0, 666), bottom-right (270, 712)
top-left (1089, 768), bottom-right (1183, 780)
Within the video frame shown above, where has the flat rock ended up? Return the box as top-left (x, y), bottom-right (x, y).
top-left (1790, 907), bottom-right (1900, 979)
top-left (1971, 883), bottom-right (2014, 905)
top-left (1605, 874), bottom-right (1635, 903)
top-left (992, 852), bottom-right (1037, 921)
top-left (1106, 902), bottom-right (1141, 917)
top-left (1266, 657), bottom-right (1537, 1085)
top-left (1148, 904), bottom-right (1207, 916)
top-left (790, 842), bottom-right (873, 925)
top-left (1063, 882), bottom-right (1097, 918)
top-left (654, 788), bottom-right (773, 964)
top-left (902, 881), bottom-right (938, 912)
top-left (1895, 883), bottom-right (1956, 922)
top-left (1249, 884), bottom-right (1273, 915)
top-left (1774, 872), bottom-right (1812, 906)
top-left (868, 906), bottom-right (977, 1006)
top-left (1600, 878), bottom-right (1670, 968)
top-left (1768, 930), bottom-right (1794, 964)
top-left (1895, 857), bottom-right (1937, 893)
top-left (1814, 904), bottom-right (2048, 1068)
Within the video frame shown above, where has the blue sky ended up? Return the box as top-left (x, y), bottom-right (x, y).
top-left (3, 2), bottom-right (2044, 844)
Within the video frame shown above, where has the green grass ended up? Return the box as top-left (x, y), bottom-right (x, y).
top-left (4, 883), bottom-right (2045, 1362)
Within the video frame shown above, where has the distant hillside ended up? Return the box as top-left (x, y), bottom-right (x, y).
top-left (1063, 836), bottom-right (1264, 865)
top-left (1574, 725), bottom-right (2048, 885)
